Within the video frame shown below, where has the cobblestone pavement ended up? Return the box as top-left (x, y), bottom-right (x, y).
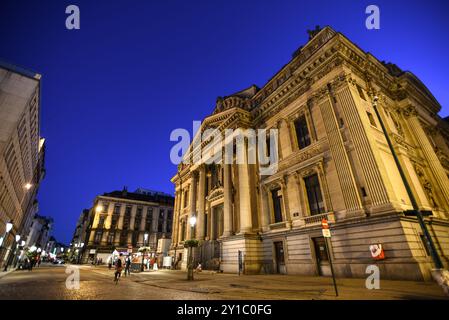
top-left (0, 264), bottom-right (447, 300)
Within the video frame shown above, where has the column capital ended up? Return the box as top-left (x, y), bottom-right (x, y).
top-left (402, 105), bottom-right (418, 118)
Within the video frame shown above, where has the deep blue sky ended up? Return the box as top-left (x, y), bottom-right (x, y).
top-left (1, 0), bottom-right (448, 244)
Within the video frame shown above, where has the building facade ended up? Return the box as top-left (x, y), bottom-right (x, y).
top-left (170, 26), bottom-right (449, 281)
top-left (83, 187), bottom-right (174, 262)
top-left (0, 61), bottom-right (46, 268)
top-left (25, 214), bottom-right (53, 250)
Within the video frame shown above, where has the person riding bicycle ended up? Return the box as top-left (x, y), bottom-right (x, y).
top-left (114, 254), bottom-right (123, 283)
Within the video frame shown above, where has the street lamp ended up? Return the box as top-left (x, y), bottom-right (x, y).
top-left (96, 205), bottom-right (103, 213)
top-left (77, 243), bottom-right (84, 264)
top-left (24, 183), bottom-right (32, 190)
top-left (187, 215), bottom-right (197, 281)
top-left (141, 232), bottom-right (149, 272)
top-left (0, 221), bottom-right (13, 269)
top-left (12, 235), bottom-right (21, 268)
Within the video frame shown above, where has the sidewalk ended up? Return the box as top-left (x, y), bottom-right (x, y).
top-left (0, 268), bottom-right (16, 280)
top-left (87, 267), bottom-right (449, 300)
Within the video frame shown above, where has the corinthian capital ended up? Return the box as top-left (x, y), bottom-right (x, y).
top-left (402, 105), bottom-right (418, 118)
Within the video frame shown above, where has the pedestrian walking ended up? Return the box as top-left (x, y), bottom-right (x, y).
top-left (29, 257), bottom-right (34, 271)
top-left (124, 255), bottom-right (131, 276)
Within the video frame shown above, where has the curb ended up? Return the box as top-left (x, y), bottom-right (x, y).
top-left (0, 268), bottom-right (17, 280)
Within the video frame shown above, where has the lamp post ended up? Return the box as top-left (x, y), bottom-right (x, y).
top-left (187, 215), bottom-right (197, 281)
top-left (0, 221), bottom-right (13, 269)
top-left (141, 233), bottom-right (149, 272)
top-left (77, 243), bottom-right (84, 264)
top-left (371, 95), bottom-right (443, 269)
top-left (12, 234), bottom-right (21, 268)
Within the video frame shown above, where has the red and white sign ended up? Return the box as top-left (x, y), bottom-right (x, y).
top-left (321, 218), bottom-right (331, 237)
top-left (369, 244), bottom-right (385, 260)
top-left (321, 218), bottom-right (329, 229)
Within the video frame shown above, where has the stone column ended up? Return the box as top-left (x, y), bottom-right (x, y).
top-left (171, 191), bottom-right (179, 246)
top-left (259, 185), bottom-right (271, 232)
top-left (187, 172), bottom-right (198, 239)
top-left (210, 206), bottom-right (215, 240)
top-left (140, 206), bottom-right (147, 232)
top-left (238, 140), bottom-right (253, 234)
top-left (293, 173), bottom-right (307, 217)
top-left (223, 163), bottom-right (233, 237)
top-left (405, 106), bottom-right (449, 206)
top-left (318, 92), bottom-right (363, 213)
top-left (152, 207), bottom-right (159, 233)
top-left (115, 204), bottom-right (125, 245)
top-left (197, 166), bottom-right (206, 239)
top-left (280, 176), bottom-right (291, 223)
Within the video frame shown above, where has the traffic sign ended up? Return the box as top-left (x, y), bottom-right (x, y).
top-left (321, 218), bottom-right (329, 229)
top-left (322, 229), bottom-right (331, 238)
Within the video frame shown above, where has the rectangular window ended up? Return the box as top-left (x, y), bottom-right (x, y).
top-left (304, 174), bottom-right (325, 215)
top-left (134, 207), bottom-right (142, 230)
top-left (102, 203), bottom-right (109, 213)
top-left (357, 85), bottom-right (366, 100)
top-left (420, 234), bottom-right (431, 256)
top-left (181, 220), bottom-right (186, 241)
top-left (114, 204), bottom-right (121, 214)
top-left (294, 116), bottom-right (311, 149)
top-left (158, 209), bottom-right (164, 232)
top-left (271, 188), bottom-right (283, 223)
top-left (184, 190), bottom-right (189, 208)
top-left (145, 208), bottom-right (153, 231)
top-left (367, 111), bottom-right (377, 127)
top-left (94, 231), bottom-right (102, 244)
top-left (107, 232), bottom-right (115, 245)
top-left (111, 214), bottom-right (119, 229)
top-left (98, 216), bottom-right (106, 229)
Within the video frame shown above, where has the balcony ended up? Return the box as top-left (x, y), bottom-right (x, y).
top-left (297, 212), bottom-right (335, 227)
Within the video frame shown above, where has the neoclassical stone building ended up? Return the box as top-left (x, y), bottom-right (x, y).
top-left (170, 26), bottom-right (449, 280)
top-left (83, 187), bottom-right (174, 262)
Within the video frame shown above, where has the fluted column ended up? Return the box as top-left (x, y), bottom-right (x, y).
top-left (238, 140), bottom-right (253, 234)
top-left (259, 185), bottom-right (271, 232)
top-left (171, 191), bottom-right (180, 246)
top-left (187, 172), bottom-right (198, 239)
top-left (197, 166), bottom-right (206, 239)
top-left (405, 106), bottom-right (449, 207)
top-left (222, 163), bottom-right (233, 237)
top-left (280, 176), bottom-right (291, 222)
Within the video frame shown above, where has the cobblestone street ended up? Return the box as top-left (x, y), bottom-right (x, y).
top-left (0, 264), bottom-right (447, 300)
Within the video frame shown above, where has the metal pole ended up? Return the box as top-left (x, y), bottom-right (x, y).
top-left (371, 95), bottom-right (443, 269)
top-left (324, 237), bottom-right (338, 297)
top-left (3, 238), bottom-right (17, 271)
top-left (187, 225), bottom-right (194, 280)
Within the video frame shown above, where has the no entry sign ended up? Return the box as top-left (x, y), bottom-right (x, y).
top-left (321, 218), bottom-right (331, 237)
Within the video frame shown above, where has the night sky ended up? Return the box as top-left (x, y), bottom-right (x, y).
top-left (0, 0), bottom-right (448, 244)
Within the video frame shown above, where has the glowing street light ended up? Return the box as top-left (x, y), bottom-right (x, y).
top-left (6, 222), bottom-right (13, 233)
top-left (95, 205), bottom-right (103, 213)
top-left (24, 183), bottom-right (32, 190)
top-left (15, 235), bottom-right (20, 242)
top-left (187, 215), bottom-right (197, 281)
